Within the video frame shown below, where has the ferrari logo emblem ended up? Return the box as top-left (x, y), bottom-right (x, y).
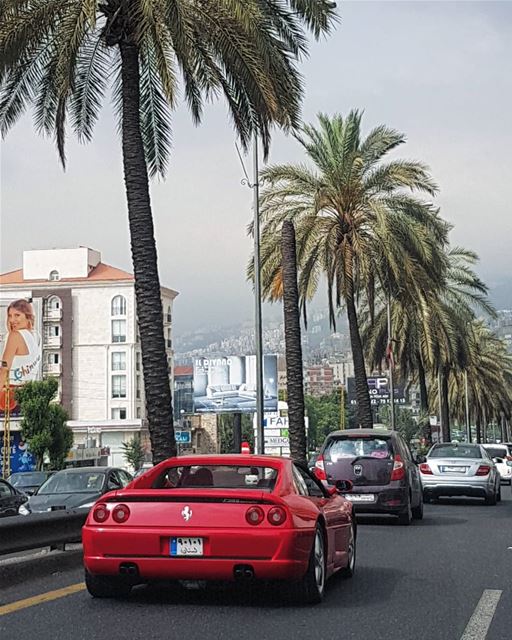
top-left (181, 506), bottom-right (193, 521)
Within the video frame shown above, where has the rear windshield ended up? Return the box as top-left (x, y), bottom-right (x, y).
top-left (9, 472), bottom-right (47, 487)
top-left (152, 465), bottom-right (278, 491)
top-left (429, 445), bottom-right (481, 459)
top-left (483, 447), bottom-right (508, 459)
top-left (324, 437), bottom-right (392, 461)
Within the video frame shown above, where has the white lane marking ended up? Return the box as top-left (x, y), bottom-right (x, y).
top-left (460, 589), bottom-right (502, 640)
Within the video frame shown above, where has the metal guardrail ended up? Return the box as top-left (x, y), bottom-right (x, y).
top-left (0, 510), bottom-right (88, 556)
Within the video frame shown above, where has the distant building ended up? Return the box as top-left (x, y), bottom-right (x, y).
top-left (174, 365), bottom-right (194, 418)
top-left (0, 247), bottom-right (178, 469)
top-left (489, 310), bottom-right (512, 353)
top-left (305, 364), bottom-right (335, 397)
top-left (329, 360), bottom-right (355, 388)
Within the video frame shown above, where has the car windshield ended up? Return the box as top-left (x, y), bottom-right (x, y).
top-left (324, 437), bottom-right (392, 461)
top-left (9, 472), bottom-right (47, 487)
top-left (37, 471), bottom-right (105, 494)
top-left (429, 445), bottom-right (482, 459)
top-left (484, 447), bottom-right (508, 460)
top-left (152, 465), bottom-right (279, 491)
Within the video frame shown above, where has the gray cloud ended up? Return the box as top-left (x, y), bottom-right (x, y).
top-left (1, 1), bottom-right (511, 334)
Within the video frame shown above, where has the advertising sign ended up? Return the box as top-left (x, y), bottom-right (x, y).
top-left (0, 432), bottom-right (36, 476)
top-left (0, 297), bottom-right (43, 417)
top-left (347, 376), bottom-right (406, 406)
top-left (253, 414), bottom-right (309, 458)
top-left (193, 354), bottom-right (278, 413)
top-left (175, 430), bottom-right (192, 444)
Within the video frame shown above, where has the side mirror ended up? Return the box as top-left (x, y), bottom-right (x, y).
top-left (325, 485), bottom-right (338, 497)
top-left (335, 479), bottom-right (353, 493)
top-left (493, 458), bottom-right (503, 464)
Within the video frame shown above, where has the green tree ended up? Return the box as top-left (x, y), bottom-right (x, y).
top-left (254, 112), bottom-right (446, 430)
top-left (219, 414), bottom-right (255, 454)
top-left (15, 378), bottom-right (72, 470)
top-left (379, 406), bottom-right (419, 446)
top-left (0, 0), bottom-right (337, 463)
top-left (305, 391), bottom-right (343, 449)
top-left (122, 436), bottom-right (145, 471)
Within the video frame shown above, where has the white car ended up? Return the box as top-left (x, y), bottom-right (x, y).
top-left (482, 444), bottom-right (512, 485)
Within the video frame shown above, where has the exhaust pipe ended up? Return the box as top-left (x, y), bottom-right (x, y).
top-left (119, 562), bottom-right (139, 578)
top-left (233, 564), bottom-right (254, 580)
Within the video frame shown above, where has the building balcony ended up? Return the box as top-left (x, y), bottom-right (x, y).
top-left (43, 363), bottom-right (62, 375)
top-left (43, 335), bottom-right (62, 348)
top-left (44, 308), bottom-right (62, 320)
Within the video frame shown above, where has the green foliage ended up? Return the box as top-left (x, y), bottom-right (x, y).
top-left (378, 406), bottom-right (420, 446)
top-left (15, 378), bottom-right (72, 470)
top-left (122, 436), bottom-right (145, 471)
top-left (219, 414), bottom-right (255, 454)
top-left (305, 392), bottom-right (345, 449)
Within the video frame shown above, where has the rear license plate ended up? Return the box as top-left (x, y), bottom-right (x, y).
top-left (170, 537), bottom-right (203, 557)
top-left (344, 494), bottom-right (375, 502)
top-left (440, 466), bottom-right (467, 473)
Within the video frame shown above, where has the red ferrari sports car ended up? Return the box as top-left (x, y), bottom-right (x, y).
top-left (82, 454), bottom-right (356, 603)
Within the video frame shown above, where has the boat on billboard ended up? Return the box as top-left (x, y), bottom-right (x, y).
top-left (193, 354), bottom-right (278, 413)
top-left (0, 297), bottom-right (43, 418)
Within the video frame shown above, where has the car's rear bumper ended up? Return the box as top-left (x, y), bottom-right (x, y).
top-left (82, 526), bottom-right (312, 581)
top-left (421, 477), bottom-right (493, 498)
top-left (342, 487), bottom-right (408, 515)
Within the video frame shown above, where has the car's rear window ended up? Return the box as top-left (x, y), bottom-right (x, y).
top-left (429, 445), bottom-right (482, 459)
top-left (152, 465), bottom-right (279, 491)
top-left (483, 447), bottom-right (508, 459)
top-left (324, 437), bottom-right (392, 461)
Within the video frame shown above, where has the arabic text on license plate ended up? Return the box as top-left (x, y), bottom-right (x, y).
top-left (344, 494), bottom-right (375, 502)
top-left (170, 537), bottom-right (204, 556)
top-left (442, 466), bottom-right (467, 473)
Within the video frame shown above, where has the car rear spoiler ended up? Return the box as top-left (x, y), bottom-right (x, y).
top-left (102, 489), bottom-right (287, 505)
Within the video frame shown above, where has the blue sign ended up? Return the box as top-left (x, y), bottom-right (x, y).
top-left (175, 430), bottom-right (191, 444)
top-left (0, 431), bottom-right (36, 476)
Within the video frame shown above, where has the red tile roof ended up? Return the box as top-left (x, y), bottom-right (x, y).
top-left (0, 262), bottom-right (134, 285)
top-left (174, 365), bottom-right (193, 377)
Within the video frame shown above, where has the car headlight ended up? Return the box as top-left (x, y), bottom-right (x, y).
top-left (19, 504), bottom-right (31, 516)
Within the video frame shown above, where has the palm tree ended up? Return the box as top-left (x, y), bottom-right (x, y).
top-left (0, 0), bottom-right (337, 462)
top-left (281, 220), bottom-right (307, 464)
top-left (253, 111), bottom-right (444, 429)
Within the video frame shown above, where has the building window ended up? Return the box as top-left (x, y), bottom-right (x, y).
top-left (47, 352), bottom-right (60, 365)
top-left (166, 305), bottom-right (172, 323)
top-left (111, 295), bottom-right (127, 316)
top-left (112, 375), bottom-right (126, 398)
top-left (136, 351), bottom-right (141, 372)
top-left (48, 296), bottom-right (61, 309)
top-left (167, 328), bottom-right (172, 348)
top-left (49, 270), bottom-right (60, 281)
top-left (136, 374), bottom-right (141, 399)
top-left (111, 351), bottom-right (126, 371)
top-left (112, 320), bottom-right (126, 343)
top-left (112, 408), bottom-right (127, 420)
top-left (136, 407), bottom-right (141, 419)
top-left (48, 324), bottom-right (60, 337)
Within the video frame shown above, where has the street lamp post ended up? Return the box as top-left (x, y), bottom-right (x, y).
top-left (464, 371), bottom-right (471, 442)
top-left (387, 300), bottom-right (395, 430)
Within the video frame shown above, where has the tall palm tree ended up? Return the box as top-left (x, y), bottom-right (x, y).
top-left (253, 111), bottom-right (444, 429)
top-left (281, 220), bottom-right (307, 464)
top-left (0, 0), bottom-right (337, 462)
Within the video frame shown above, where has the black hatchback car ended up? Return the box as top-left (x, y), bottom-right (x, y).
top-left (0, 478), bottom-right (28, 517)
top-left (314, 429), bottom-right (423, 525)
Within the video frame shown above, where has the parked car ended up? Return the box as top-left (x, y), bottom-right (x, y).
top-left (420, 443), bottom-right (501, 504)
top-left (19, 467), bottom-right (133, 515)
top-left (0, 478), bottom-right (28, 517)
top-left (313, 429), bottom-right (423, 525)
top-left (8, 471), bottom-right (54, 496)
top-left (83, 454), bottom-right (357, 603)
top-left (481, 444), bottom-right (512, 485)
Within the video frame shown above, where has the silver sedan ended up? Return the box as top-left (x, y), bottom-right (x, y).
top-left (419, 443), bottom-right (501, 505)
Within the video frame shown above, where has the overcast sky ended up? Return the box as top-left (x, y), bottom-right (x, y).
top-left (1, 1), bottom-right (511, 334)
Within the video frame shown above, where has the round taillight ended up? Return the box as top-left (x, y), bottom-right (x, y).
top-left (93, 503), bottom-right (109, 523)
top-left (267, 506), bottom-right (286, 526)
top-left (112, 504), bottom-right (130, 523)
top-left (245, 506), bottom-right (264, 526)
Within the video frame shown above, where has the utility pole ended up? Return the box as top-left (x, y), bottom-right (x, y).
top-left (387, 301), bottom-right (395, 430)
top-left (340, 386), bottom-right (345, 430)
top-left (464, 370), bottom-right (471, 442)
top-left (437, 371), bottom-right (443, 443)
top-left (253, 134), bottom-right (265, 454)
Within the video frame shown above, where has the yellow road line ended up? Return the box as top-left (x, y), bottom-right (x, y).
top-left (0, 582), bottom-right (86, 616)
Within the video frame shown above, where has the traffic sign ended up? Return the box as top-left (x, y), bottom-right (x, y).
top-left (175, 430), bottom-right (191, 444)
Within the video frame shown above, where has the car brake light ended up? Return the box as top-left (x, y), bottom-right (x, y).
top-left (419, 463), bottom-right (433, 475)
top-left (391, 454), bottom-right (405, 481)
top-left (245, 506), bottom-right (264, 526)
top-left (267, 506), bottom-right (286, 526)
top-left (314, 455), bottom-right (327, 481)
top-left (112, 504), bottom-right (130, 523)
top-left (92, 503), bottom-right (109, 523)
top-left (475, 465), bottom-right (491, 476)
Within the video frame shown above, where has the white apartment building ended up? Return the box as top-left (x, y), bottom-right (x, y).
top-left (0, 247), bottom-right (178, 469)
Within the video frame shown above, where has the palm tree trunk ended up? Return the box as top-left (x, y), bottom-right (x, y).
top-left (417, 354), bottom-right (431, 442)
top-left (475, 413), bottom-right (482, 444)
top-left (345, 290), bottom-right (373, 428)
top-left (440, 365), bottom-right (451, 442)
top-left (120, 43), bottom-right (176, 463)
top-left (281, 221), bottom-right (307, 464)
top-left (233, 412), bottom-right (242, 453)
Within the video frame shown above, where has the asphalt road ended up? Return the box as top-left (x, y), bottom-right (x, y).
top-left (1, 492), bottom-right (511, 640)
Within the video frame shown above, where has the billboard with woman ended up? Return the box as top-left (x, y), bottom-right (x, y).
top-left (0, 298), bottom-right (42, 417)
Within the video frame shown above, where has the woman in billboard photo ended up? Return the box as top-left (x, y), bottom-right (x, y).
top-left (0, 299), bottom-right (42, 413)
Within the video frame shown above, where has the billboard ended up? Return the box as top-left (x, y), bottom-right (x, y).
top-left (0, 297), bottom-right (43, 417)
top-left (253, 414), bottom-right (309, 458)
top-left (0, 432), bottom-right (36, 476)
top-left (347, 376), bottom-right (406, 406)
top-left (193, 354), bottom-right (278, 413)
